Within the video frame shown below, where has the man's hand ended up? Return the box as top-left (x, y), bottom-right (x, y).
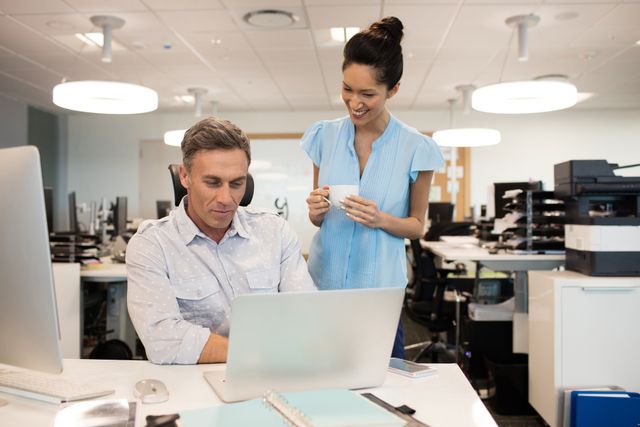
top-left (197, 333), bottom-right (229, 364)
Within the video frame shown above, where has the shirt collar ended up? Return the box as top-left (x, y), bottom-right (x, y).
top-left (345, 113), bottom-right (397, 156)
top-left (174, 197), bottom-right (251, 245)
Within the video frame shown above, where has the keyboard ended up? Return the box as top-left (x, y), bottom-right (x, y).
top-left (0, 369), bottom-right (114, 404)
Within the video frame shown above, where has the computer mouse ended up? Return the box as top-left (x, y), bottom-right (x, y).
top-left (134, 379), bottom-right (170, 404)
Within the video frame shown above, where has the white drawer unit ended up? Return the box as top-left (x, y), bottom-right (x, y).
top-left (528, 270), bottom-right (640, 427)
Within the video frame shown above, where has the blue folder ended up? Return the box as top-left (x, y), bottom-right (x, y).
top-left (570, 390), bottom-right (640, 427)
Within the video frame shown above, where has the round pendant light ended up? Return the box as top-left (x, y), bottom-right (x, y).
top-left (52, 15), bottom-right (158, 114)
top-left (434, 93), bottom-right (501, 147)
top-left (472, 14), bottom-right (578, 115)
top-left (472, 80), bottom-right (577, 114)
top-left (164, 89), bottom-right (210, 146)
top-left (53, 80), bottom-right (158, 114)
top-left (164, 129), bottom-right (186, 147)
top-left (433, 128), bottom-right (501, 147)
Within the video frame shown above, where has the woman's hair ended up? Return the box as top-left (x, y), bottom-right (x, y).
top-left (342, 16), bottom-right (404, 90)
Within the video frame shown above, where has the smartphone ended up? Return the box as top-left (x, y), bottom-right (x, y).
top-left (388, 357), bottom-right (438, 378)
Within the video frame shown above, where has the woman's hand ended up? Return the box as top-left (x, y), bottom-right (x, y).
top-left (306, 185), bottom-right (330, 226)
top-left (341, 195), bottom-right (386, 229)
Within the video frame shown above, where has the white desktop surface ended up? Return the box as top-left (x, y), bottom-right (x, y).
top-left (422, 241), bottom-right (565, 264)
top-left (80, 259), bottom-right (127, 282)
top-left (0, 359), bottom-right (497, 427)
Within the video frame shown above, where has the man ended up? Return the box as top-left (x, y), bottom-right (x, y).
top-left (126, 117), bottom-right (315, 365)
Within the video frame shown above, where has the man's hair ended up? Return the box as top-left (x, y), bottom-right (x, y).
top-left (181, 116), bottom-right (251, 172)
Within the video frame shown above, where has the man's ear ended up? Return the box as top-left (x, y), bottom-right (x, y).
top-left (178, 164), bottom-right (190, 191)
top-left (388, 81), bottom-right (400, 99)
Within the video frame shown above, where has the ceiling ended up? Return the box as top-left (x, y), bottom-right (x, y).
top-left (1, 0), bottom-right (639, 114)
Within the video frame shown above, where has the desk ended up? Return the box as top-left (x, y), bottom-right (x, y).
top-left (528, 271), bottom-right (640, 427)
top-left (0, 359), bottom-right (498, 427)
top-left (53, 261), bottom-right (134, 358)
top-left (420, 241), bottom-right (564, 353)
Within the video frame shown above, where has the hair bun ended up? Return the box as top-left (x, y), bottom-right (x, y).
top-left (369, 16), bottom-right (404, 43)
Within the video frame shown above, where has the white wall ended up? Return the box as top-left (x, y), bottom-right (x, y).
top-left (0, 95), bottom-right (27, 148)
top-left (66, 108), bottom-right (640, 244)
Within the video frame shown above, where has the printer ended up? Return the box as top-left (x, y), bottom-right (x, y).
top-left (554, 160), bottom-right (640, 276)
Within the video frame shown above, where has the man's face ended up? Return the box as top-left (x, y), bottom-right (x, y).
top-left (179, 148), bottom-right (248, 238)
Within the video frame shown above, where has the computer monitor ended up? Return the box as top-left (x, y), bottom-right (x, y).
top-left (0, 146), bottom-right (63, 373)
top-left (428, 202), bottom-right (454, 223)
top-left (68, 191), bottom-right (79, 233)
top-left (493, 181), bottom-right (543, 219)
top-left (156, 200), bottom-right (172, 219)
top-left (113, 196), bottom-right (128, 237)
top-left (44, 186), bottom-right (54, 233)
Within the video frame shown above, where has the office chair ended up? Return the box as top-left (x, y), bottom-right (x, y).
top-left (168, 164), bottom-right (254, 206)
top-left (405, 240), bottom-right (470, 363)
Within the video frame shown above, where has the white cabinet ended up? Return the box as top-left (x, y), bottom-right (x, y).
top-left (528, 270), bottom-right (640, 427)
top-left (52, 263), bottom-right (81, 359)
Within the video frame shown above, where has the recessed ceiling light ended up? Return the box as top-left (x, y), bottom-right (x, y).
top-left (330, 27), bottom-right (359, 42)
top-left (47, 20), bottom-right (75, 30)
top-left (211, 38), bottom-right (222, 45)
top-left (243, 9), bottom-right (297, 28)
top-left (554, 11), bottom-right (579, 21)
top-left (76, 32), bottom-right (104, 47)
top-left (636, 39), bottom-right (640, 46)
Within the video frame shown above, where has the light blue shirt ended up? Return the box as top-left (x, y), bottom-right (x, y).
top-left (126, 199), bottom-right (315, 365)
top-left (301, 115), bottom-right (445, 290)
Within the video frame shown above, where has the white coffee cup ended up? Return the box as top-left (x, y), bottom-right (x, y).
top-left (329, 184), bottom-right (359, 207)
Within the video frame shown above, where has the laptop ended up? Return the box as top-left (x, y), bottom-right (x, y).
top-left (203, 287), bottom-right (404, 402)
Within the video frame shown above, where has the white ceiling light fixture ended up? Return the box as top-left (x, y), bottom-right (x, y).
top-left (52, 15), bottom-right (158, 115)
top-left (90, 15), bottom-right (125, 63)
top-left (506, 14), bottom-right (539, 62)
top-left (330, 27), bottom-right (360, 42)
top-left (473, 75), bottom-right (577, 114)
top-left (75, 32), bottom-right (104, 47)
top-left (434, 91), bottom-right (501, 148)
top-left (243, 9), bottom-right (298, 28)
top-left (53, 81), bottom-right (158, 114)
top-left (472, 14), bottom-right (578, 114)
top-left (164, 88), bottom-right (209, 146)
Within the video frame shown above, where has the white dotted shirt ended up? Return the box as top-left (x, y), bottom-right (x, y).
top-left (125, 199), bottom-right (316, 365)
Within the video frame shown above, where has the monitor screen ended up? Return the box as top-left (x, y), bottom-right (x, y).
top-left (428, 202), bottom-right (454, 223)
top-left (113, 196), bottom-right (128, 237)
top-left (0, 146), bottom-right (63, 373)
top-left (44, 186), bottom-right (54, 233)
top-left (156, 200), bottom-right (172, 219)
top-left (68, 191), bottom-right (78, 233)
top-left (493, 181), bottom-right (543, 219)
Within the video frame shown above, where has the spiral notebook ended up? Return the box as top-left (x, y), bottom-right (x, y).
top-left (178, 389), bottom-right (406, 427)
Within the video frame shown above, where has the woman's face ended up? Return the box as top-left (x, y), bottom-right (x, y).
top-left (341, 63), bottom-right (398, 128)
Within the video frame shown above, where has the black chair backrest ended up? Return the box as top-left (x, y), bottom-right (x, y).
top-left (168, 164), bottom-right (254, 207)
top-left (409, 239), bottom-right (438, 300)
top-left (424, 221), bottom-right (474, 241)
top-left (428, 202), bottom-right (454, 223)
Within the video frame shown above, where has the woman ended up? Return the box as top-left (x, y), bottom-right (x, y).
top-left (301, 17), bottom-right (445, 358)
